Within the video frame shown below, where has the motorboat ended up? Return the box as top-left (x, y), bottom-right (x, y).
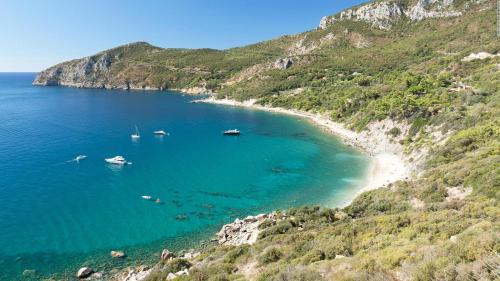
top-left (223, 129), bottom-right (240, 135)
top-left (154, 130), bottom-right (168, 136)
top-left (142, 195), bottom-right (152, 200)
top-left (105, 156), bottom-right (127, 165)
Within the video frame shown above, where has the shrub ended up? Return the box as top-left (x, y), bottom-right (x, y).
top-left (258, 248), bottom-right (283, 265)
top-left (387, 127), bottom-right (402, 137)
top-left (224, 246), bottom-right (248, 263)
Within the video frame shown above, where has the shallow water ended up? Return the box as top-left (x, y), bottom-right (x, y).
top-left (0, 73), bottom-right (369, 279)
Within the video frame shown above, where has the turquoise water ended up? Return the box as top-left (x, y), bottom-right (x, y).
top-left (0, 73), bottom-right (369, 280)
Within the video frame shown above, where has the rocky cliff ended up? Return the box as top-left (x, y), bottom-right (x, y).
top-left (33, 0), bottom-right (481, 92)
top-left (319, 0), bottom-right (468, 30)
top-left (33, 42), bottom-right (167, 90)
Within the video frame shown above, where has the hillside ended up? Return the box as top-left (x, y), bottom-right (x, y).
top-left (34, 0), bottom-right (499, 280)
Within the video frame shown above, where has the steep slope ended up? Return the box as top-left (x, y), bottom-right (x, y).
top-left (34, 0), bottom-right (499, 280)
top-left (32, 39), bottom-right (295, 92)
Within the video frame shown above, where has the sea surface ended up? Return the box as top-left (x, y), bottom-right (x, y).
top-left (0, 73), bottom-right (369, 280)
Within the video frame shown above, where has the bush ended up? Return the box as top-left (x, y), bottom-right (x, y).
top-left (387, 127), bottom-right (402, 137)
top-left (258, 248), bottom-right (283, 265)
top-left (224, 246), bottom-right (248, 263)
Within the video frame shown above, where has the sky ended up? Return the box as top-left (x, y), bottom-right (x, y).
top-left (0, 0), bottom-right (366, 72)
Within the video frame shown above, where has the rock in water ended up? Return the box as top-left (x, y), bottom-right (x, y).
top-left (161, 249), bottom-right (175, 261)
top-left (76, 267), bottom-right (94, 279)
top-left (111, 250), bottom-right (126, 258)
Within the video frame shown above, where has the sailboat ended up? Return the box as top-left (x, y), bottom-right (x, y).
top-left (131, 125), bottom-right (140, 139)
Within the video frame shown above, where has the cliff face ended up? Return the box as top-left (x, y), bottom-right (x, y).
top-left (34, 53), bottom-right (115, 88)
top-left (33, 42), bottom-right (165, 90)
top-left (319, 0), bottom-right (466, 30)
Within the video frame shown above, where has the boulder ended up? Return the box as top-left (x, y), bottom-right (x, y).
top-left (182, 251), bottom-right (200, 260)
top-left (77, 267), bottom-right (94, 279)
top-left (111, 250), bottom-right (126, 258)
top-left (274, 58), bottom-right (293, 69)
top-left (22, 269), bottom-right (36, 277)
top-left (161, 249), bottom-right (175, 261)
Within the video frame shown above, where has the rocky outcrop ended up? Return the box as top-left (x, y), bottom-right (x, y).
top-left (33, 53), bottom-right (115, 88)
top-left (111, 250), bottom-right (126, 258)
top-left (166, 269), bottom-right (189, 280)
top-left (407, 0), bottom-right (462, 21)
top-left (176, 86), bottom-right (213, 95)
top-left (461, 52), bottom-right (500, 62)
top-left (274, 57), bottom-right (294, 69)
top-left (217, 213), bottom-right (278, 246)
top-left (339, 2), bottom-right (405, 30)
top-left (116, 266), bottom-right (152, 281)
top-left (161, 249), bottom-right (175, 261)
top-left (33, 42), bottom-right (201, 91)
top-left (77, 267), bottom-right (94, 279)
top-left (319, 0), bottom-right (468, 30)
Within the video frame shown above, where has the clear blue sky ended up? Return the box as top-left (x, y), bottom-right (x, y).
top-left (0, 0), bottom-right (366, 72)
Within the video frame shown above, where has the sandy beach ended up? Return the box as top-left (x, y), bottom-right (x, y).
top-left (194, 97), bottom-right (412, 206)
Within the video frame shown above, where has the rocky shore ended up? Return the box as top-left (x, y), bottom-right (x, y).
top-left (217, 213), bottom-right (279, 246)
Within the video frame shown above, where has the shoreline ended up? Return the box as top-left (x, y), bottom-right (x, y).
top-left (194, 97), bottom-right (413, 206)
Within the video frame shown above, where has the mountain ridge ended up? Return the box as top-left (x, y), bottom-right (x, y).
top-left (33, 0), bottom-right (492, 93)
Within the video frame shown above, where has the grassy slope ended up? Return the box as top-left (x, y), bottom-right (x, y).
top-left (137, 1), bottom-right (499, 280)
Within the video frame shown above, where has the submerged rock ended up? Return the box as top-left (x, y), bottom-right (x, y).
top-left (22, 269), bottom-right (36, 277)
top-left (111, 250), bottom-right (126, 258)
top-left (77, 267), bottom-right (94, 279)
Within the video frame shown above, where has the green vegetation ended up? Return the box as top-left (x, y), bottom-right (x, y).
top-left (41, 0), bottom-right (499, 280)
top-left (137, 1), bottom-right (499, 279)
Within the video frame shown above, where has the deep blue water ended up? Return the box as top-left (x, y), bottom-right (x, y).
top-left (0, 73), bottom-right (369, 280)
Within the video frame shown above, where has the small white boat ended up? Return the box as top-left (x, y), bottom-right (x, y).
top-left (105, 156), bottom-right (127, 165)
top-left (154, 130), bottom-right (168, 136)
top-left (223, 129), bottom-right (240, 135)
top-left (75, 155), bottom-right (87, 161)
top-left (142, 195), bottom-right (152, 200)
top-left (131, 125), bottom-right (140, 139)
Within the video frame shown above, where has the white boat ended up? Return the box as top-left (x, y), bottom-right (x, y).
top-left (131, 125), bottom-right (140, 139)
top-left (75, 155), bottom-right (87, 161)
top-left (105, 156), bottom-right (127, 165)
top-left (154, 130), bottom-right (168, 136)
top-left (142, 195), bottom-right (152, 200)
top-left (223, 129), bottom-right (240, 135)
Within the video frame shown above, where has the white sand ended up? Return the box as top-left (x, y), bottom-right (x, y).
top-left (194, 97), bottom-right (412, 206)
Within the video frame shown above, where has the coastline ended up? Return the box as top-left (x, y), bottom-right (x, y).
top-left (194, 97), bottom-right (413, 206)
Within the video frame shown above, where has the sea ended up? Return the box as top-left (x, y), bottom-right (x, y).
top-left (0, 73), bottom-right (369, 280)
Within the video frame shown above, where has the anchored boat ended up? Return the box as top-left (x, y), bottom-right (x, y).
top-left (75, 155), bottom-right (87, 162)
top-left (131, 125), bottom-right (140, 139)
top-left (105, 156), bottom-right (127, 165)
top-left (223, 129), bottom-right (240, 136)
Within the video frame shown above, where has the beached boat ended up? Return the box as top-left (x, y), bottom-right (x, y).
top-left (105, 156), bottom-right (127, 165)
top-left (154, 130), bottom-right (168, 135)
top-left (223, 129), bottom-right (240, 135)
top-left (131, 125), bottom-right (140, 139)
